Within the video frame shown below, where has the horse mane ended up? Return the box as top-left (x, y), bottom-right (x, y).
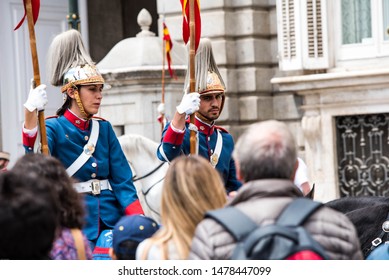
top-left (118, 134), bottom-right (159, 161)
top-left (326, 196), bottom-right (389, 258)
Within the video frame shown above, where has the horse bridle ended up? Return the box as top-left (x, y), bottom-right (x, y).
top-left (365, 211), bottom-right (389, 257)
top-left (128, 160), bottom-right (166, 217)
top-left (132, 162), bottom-right (165, 182)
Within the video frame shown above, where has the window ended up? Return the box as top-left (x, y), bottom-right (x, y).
top-left (337, 0), bottom-right (389, 61)
top-left (276, 0), bottom-right (389, 71)
top-left (276, 0), bottom-right (329, 71)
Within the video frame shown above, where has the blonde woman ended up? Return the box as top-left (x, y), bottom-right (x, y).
top-left (136, 155), bottom-right (227, 259)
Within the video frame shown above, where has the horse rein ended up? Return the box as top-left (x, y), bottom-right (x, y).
top-left (131, 162), bottom-right (166, 182)
top-left (365, 211), bottom-right (389, 257)
top-left (128, 160), bottom-right (166, 217)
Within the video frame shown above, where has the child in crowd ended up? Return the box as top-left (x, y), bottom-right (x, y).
top-left (110, 215), bottom-right (159, 260)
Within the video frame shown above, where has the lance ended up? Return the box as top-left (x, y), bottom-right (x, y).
top-left (25, 0), bottom-right (49, 155)
top-left (67, 0), bottom-right (80, 31)
top-left (161, 19), bottom-right (166, 134)
top-left (188, 0), bottom-right (197, 155)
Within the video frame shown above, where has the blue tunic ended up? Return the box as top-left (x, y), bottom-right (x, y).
top-left (157, 116), bottom-right (242, 193)
top-left (23, 110), bottom-right (142, 242)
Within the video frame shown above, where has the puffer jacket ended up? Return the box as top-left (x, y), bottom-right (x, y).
top-left (189, 179), bottom-right (363, 260)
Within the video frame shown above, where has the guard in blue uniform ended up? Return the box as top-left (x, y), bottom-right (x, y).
top-left (157, 38), bottom-right (241, 194)
top-left (22, 30), bottom-right (143, 245)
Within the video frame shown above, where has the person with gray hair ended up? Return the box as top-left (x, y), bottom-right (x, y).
top-left (189, 120), bottom-right (363, 260)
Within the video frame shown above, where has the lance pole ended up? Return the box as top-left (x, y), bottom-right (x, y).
top-left (189, 0), bottom-right (197, 155)
top-left (161, 19), bottom-right (166, 134)
top-left (25, 0), bottom-right (49, 155)
top-left (67, 0), bottom-right (80, 31)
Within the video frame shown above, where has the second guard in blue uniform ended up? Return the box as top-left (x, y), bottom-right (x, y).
top-left (157, 38), bottom-right (241, 194)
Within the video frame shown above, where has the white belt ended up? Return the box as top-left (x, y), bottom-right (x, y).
top-left (73, 179), bottom-right (112, 195)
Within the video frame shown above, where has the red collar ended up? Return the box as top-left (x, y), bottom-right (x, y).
top-left (64, 110), bottom-right (90, 130)
top-left (187, 116), bottom-right (215, 135)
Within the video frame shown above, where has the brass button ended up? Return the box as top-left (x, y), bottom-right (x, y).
top-left (91, 173), bottom-right (96, 178)
top-left (92, 162), bottom-right (97, 168)
top-left (84, 136), bottom-right (89, 141)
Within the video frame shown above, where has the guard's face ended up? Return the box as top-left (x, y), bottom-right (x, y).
top-left (197, 92), bottom-right (224, 121)
top-left (79, 84), bottom-right (103, 115)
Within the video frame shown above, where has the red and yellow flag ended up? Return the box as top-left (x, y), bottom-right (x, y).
top-left (180, 0), bottom-right (201, 51)
top-left (14, 0), bottom-right (40, 30)
top-left (163, 23), bottom-right (175, 78)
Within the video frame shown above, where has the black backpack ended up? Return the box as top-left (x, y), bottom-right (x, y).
top-left (205, 198), bottom-right (329, 260)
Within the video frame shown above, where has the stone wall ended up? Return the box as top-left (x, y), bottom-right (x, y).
top-left (157, 0), bottom-right (305, 151)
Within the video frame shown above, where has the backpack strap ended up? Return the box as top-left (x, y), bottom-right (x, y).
top-left (277, 198), bottom-right (323, 226)
top-left (205, 207), bottom-right (258, 241)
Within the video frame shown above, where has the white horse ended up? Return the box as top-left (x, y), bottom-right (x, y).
top-left (118, 134), bottom-right (168, 224)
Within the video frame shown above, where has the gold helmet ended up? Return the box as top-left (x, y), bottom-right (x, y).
top-left (184, 38), bottom-right (226, 114)
top-left (61, 64), bottom-right (104, 93)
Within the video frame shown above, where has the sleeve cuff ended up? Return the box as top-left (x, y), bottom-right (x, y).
top-left (170, 123), bottom-right (186, 133)
top-left (22, 127), bottom-right (38, 148)
top-left (22, 123), bottom-right (38, 136)
top-left (162, 124), bottom-right (186, 145)
top-left (124, 199), bottom-right (144, 215)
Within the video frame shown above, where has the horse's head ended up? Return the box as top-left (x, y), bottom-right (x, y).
top-left (118, 134), bottom-right (159, 165)
top-left (118, 133), bottom-right (167, 224)
top-left (326, 196), bottom-right (389, 258)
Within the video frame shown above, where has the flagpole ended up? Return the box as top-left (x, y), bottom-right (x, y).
top-left (189, 0), bottom-right (197, 155)
top-left (161, 18), bottom-right (166, 134)
top-left (25, 0), bottom-right (49, 155)
top-left (67, 0), bottom-right (80, 31)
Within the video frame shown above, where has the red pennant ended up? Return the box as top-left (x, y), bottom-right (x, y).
top-left (180, 0), bottom-right (201, 51)
top-left (163, 23), bottom-right (175, 78)
top-left (14, 0), bottom-right (40, 31)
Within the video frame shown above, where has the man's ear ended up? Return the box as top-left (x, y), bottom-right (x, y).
top-left (234, 158), bottom-right (244, 182)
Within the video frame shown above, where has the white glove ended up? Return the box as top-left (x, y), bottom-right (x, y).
top-left (24, 83), bottom-right (48, 112)
top-left (176, 92), bottom-right (200, 115)
top-left (157, 103), bottom-right (165, 114)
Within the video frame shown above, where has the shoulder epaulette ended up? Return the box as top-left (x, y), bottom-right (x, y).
top-left (45, 115), bottom-right (59, 120)
top-left (92, 116), bottom-right (107, 121)
top-left (215, 125), bottom-right (229, 133)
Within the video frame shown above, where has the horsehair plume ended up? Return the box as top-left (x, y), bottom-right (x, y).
top-left (183, 38), bottom-right (226, 94)
top-left (47, 29), bottom-right (94, 86)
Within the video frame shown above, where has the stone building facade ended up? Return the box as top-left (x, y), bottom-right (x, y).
top-left (2, 0), bottom-right (389, 202)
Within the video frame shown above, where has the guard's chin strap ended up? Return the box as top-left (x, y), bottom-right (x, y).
top-left (74, 90), bottom-right (92, 120)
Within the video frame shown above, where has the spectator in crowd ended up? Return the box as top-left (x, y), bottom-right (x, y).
top-left (12, 153), bottom-right (92, 260)
top-left (0, 151), bottom-right (10, 172)
top-left (136, 155), bottom-right (227, 260)
top-left (110, 215), bottom-right (159, 260)
top-left (0, 171), bottom-right (58, 259)
top-left (189, 120), bottom-right (363, 260)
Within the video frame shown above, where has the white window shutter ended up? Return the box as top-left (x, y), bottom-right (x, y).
top-left (301, 0), bottom-right (330, 69)
top-left (276, 0), bottom-right (303, 70)
top-left (276, 0), bottom-right (330, 71)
